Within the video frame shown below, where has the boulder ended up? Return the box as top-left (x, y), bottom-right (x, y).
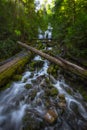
top-left (29, 60), bottom-right (44, 71)
top-left (70, 101), bottom-right (79, 114)
top-left (45, 87), bottom-right (58, 97)
top-left (58, 94), bottom-right (66, 109)
top-left (29, 89), bottom-right (37, 100)
top-left (44, 109), bottom-right (58, 124)
top-left (50, 88), bottom-right (58, 96)
top-left (58, 102), bottom-right (66, 109)
top-left (58, 94), bottom-right (65, 101)
top-left (25, 84), bottom-right (32, 89)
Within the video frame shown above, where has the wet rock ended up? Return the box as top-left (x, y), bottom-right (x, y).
top-left (58, 94), bottom-right (65, 101)
top-left (29, 60), bottom-right (44, 71)
top-left (40, 79), bottom-right (46, 87)
top-left (65, 87), bottom-right (73, 95)
top-left (29, 73), bottom-right (34, 78)
top-left (57, 94), bottom-right (66, 109)
top-left (31, 79), bottom-right (37, 84)
top-left (58, 102), bottom-right (66, 109)
top-left (45, 87), bottom-right (58, 97)
top-left (45, 99), bottom-right (51, 108)
top-left (50, 88), bottom-right (58, 96)
top-left (37, 75), bottom-right (45, 84)
top-left (70, 101), bottom-right (79, 114)
top-left (44, 109), bottom-right (58, 124)
top-left (16, 96), bottom-right (25, 105)
top-left (48, 84), bottom-right (55, 89)
top-left (40, 77), bottom-right (54, 89)
top-left (23, 78), bottom-right (28, 83)
top-left (25, 84), bottom-right (32, 89)
top-left (36, 98), bottom-right (42, 106)
top-left (59, 121), bottom-right (72, 130)
top-left (47, 64), bottom-right (59, 78)
top-left (45, 88), bottom-right (51, 96)
top-left (49, 75), bottom-right (57, 84)
top-left (29, 89), bottom-right (37, 100)
top-left (77, 120), bottom-right (87, 130)
top-left (45, 77), bottom-right (51, 85)
top-left (23, 112), bottom-right (44, 130)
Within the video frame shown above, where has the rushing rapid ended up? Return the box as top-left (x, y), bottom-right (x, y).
top-left (0, 55), bottom-right (87, 130)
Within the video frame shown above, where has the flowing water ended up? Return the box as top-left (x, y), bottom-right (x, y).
top-left (0, 55), bottom-right (87, 130)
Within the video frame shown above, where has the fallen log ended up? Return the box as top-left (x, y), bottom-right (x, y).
top-left (18, 41), bottom-right (87, 79)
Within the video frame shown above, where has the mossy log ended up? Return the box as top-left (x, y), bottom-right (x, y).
top-left (18, 41), bottom-right (87, 80)
top-left (0, 52), bottom-right (32, 88)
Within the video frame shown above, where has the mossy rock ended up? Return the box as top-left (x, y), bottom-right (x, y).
top-left (78, 86), bottom-right (87, 102)
top-left (23, 78), bottom-right (28, 83)
top-left (58, 94), bottom-right (66, 102)
top-left (12, 74), bottom-right (22, 81)
top-left (25, 84), bottom-right (32, 89)
top-left (65, 87), bottom-right (73, 95)
top-left (50, 88), bottom-right (58, 96)
top-left (29, 73), bottom-right (34, 78)
top-left (29, 90), bottom-right (37, 100)
top-left (45, 87), bottom-right (58, 97)
top-left (48, 84), bottom-right (54, 89)
top-left (45, 77), bottom-right (50, 84)
top-left (44, 99), bottom-right (51, 107)
top-left (47, 64), bottom-right (59, 78)
top-left (0, 82), bottom-right (12, 91)
top-left (29, 60), bottom-right (44, 71)
top-left (23, 112), bottom-right (44, 130)
top-left (45, 88), bottom-right (51, 96)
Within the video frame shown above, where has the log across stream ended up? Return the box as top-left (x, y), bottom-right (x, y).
top-left (18, 41), bottom-right (87, 80)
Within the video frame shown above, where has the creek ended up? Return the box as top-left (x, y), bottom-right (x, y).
top-left (0, 53), bottom-right (87, 130)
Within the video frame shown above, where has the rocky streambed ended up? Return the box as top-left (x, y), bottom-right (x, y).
top-left (0, 54), bottom-right (87, 130)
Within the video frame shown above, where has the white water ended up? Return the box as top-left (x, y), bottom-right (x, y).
top-left (38, 23), bottom-right (53, 40)
top-left (0, 55), bottom-right (87, 130)
top-left (54, 81), bottom-right (87, 120)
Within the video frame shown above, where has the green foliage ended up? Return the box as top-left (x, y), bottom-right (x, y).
top-left (0, 0), bottom-right (46, 60)
top-left (0, 39), bottom-right (21, 60)
top-left (14, 30), bottom-right (21, 37)
top-left (51, 0), bottom-right (87, 59)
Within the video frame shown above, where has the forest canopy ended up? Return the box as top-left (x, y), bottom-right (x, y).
top-left (0, 0), bottom-right (87, 63)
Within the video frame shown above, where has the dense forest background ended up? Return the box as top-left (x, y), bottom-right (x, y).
top-left (0, 0), bottom-right (87, 67)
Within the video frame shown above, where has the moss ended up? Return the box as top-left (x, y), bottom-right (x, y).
top-left (0, 82), bottom-right (12, 91)
top-left (0, 54), bottom-right (32, 89)
top-left (25, 84), bottom-right (32, 89)
top-left (45, 77), bottom-right (50, 84)
top-left (50, 88), bottom-right (58, 96)
top-left (78, 86), bottom-right (87, 102)
top-left (29, 90), bottom-right (37, 100)
top-left (45, 87), bottom-right (58, 97)
top-left (12, 74), bottom-right (22, 81)
top-left (47, 64), bottom-right (59, 78)
top-left (37, 42), bottom-right (44, 50)
top-left (58, 94), bottom-right (65, 101)
top-left (29, 60), bottom-right (44, 72)
top-left (23, 78), bottom-right (28, 83)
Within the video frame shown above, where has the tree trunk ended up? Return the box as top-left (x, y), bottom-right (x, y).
top-left (18, 41), bottom-right (87, 79)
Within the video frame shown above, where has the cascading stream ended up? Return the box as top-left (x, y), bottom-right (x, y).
top-left (0, 55), bottom-right (87, 130)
